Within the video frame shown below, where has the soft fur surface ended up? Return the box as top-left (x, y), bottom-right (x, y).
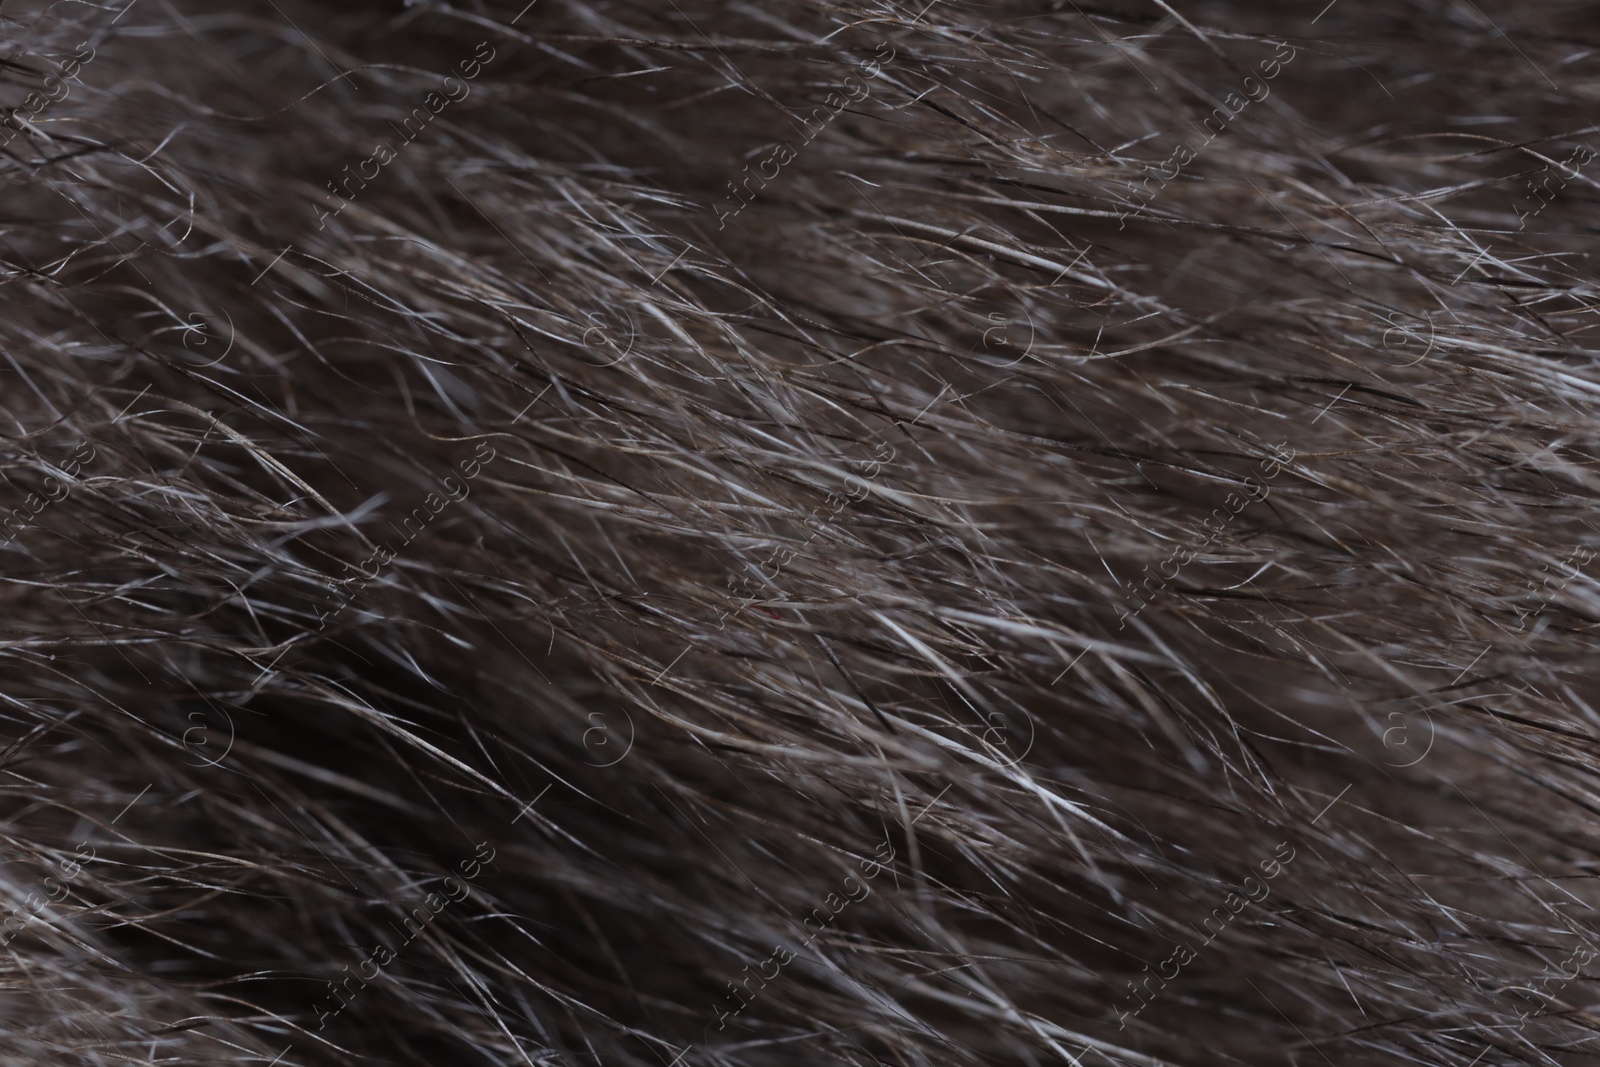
top-left (2, 0), bottom-right (1600, 1064)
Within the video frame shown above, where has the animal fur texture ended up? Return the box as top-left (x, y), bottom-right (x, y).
top-left (0, 0), bottom-right (1598, 1064)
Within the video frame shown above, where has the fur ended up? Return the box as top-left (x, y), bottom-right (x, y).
top-left (1, 0), bottom-right (1599, 1064)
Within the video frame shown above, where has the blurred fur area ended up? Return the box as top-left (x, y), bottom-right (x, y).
top-left (1, 0), bottom-right (1599, 1063)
